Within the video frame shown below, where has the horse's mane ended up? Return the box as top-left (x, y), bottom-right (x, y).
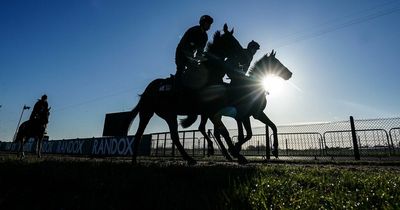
top-left (206, 31), bottom-right (221, 53)
top-left (248, 53), bottom-right (270, 76)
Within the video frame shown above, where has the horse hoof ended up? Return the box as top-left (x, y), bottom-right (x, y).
top-left (187, 158), bottom-right (197, 166)
top-left (207, 147), bottom-right (215, 157)
top-left (19, 154), bottom-right (25, 161)
top-left (238, 155), bottom-right (248, 165)
top-left (226, 155), bottom-right (233, 161)
top-left (228, 147), bottom-right (239, 158)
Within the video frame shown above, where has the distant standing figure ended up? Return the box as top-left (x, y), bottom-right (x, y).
top-left (29, 94), bottom-right (49, 122)
top-left (175, 15), bottom-right (214, 83)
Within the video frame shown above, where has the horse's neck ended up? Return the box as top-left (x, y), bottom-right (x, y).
top-left (231, 75), bottom-right (252, 87)
top-left (202, 55), bottom-right (225, 85)
top-left (36, 114), bottom-right (49, 125)
top-left (229, 75), bottom-right (266, 99)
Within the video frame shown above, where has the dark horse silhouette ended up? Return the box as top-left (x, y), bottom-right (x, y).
top-left (181, 50), bottom-right (292, 162)
top-left (121, 24), bottom-right (248, 165)
top-left (14, 107), bottom-right (50, 158)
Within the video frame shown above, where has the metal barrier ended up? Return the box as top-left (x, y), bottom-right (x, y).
top-left (146, 119), bottom-right (400, 160)
top-left (150, 130), bottom-right (207, 157)
top-left (273, 132), bottom-right (325, 157)
top-left (389, 127), bottom-right (400, 154)
top-left (2, 117), bottom-right (398, 161)
top-left (324, 129), bottom-right (392, 157)
top-left (232, 134), bottom-right (269, 157)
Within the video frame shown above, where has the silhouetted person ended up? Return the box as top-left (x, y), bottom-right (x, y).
top-left (242, 40), bottom-right (260, 73)
top-left (228, 40), bottom-right (260, 81)
top-left (175, 15), bottom-right (214, 86)
top-left (29, 94), bottom-right (49, 122)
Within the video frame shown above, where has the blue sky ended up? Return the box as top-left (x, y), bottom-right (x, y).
top-left (1, 0), bottom-right (399, 141)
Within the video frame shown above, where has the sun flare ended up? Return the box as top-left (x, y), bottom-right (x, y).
top-left (262, 75), bottom-right (284, 94)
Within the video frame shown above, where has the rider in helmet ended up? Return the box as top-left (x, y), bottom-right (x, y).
top-left (175, 15), bottom-right (214, 85)
top-left (29, 94), bottom-right (49, 122)
top-left (228, 40), bottom-right (260, 82)
top-left (241, 40), bottom-right (260, 73)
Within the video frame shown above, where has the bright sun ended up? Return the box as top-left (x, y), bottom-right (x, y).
top-left (262, 75), bottom-right (284, 94)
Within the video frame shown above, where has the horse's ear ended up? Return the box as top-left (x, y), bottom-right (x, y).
top-left (271, 49), bottom-right (276, 57)
top-left (48, 107), bottom-right (51, 111)
top-left (223, 23), bottom-right (228, 33)
top-left (230, 27), bottom-right (234, 35)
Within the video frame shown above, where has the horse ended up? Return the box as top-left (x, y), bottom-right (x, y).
top-left (14, 107), bottom-right (50, 158)
top-left (181, 50), bottom-right (293, 163)
top-left (122, 24), bottom-right (248, 165)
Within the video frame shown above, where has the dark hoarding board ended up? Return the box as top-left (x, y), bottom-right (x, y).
top-left (0, 135), bottom-right (151, 157)
top-left (102, 111), bottom-right (132, 137)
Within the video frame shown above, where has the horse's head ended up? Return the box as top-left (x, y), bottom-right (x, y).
top-left (206, 23), bottom-right (246, 64)
top-left (248, 50), bottom-right (292, 81)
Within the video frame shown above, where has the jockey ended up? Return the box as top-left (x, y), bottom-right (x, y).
top-left (242, 40), bottom-right (260, 73)
top-left (175, 15), bottom-right (214, 84)
top-left (228, 40), bottom-right (260, 82)
top-left (29, 94), bottom-right (49, 123)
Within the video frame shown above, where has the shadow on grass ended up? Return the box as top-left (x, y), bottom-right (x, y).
top-left (0, 158), bottom-right (258, 210)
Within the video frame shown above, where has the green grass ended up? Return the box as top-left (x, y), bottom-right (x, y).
top-left (0, 156), bottom-right (399, 209)
top-left (242, 166), bottom-right (400, 209)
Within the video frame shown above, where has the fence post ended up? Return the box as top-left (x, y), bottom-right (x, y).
top-left (163, 133), bottom-right (167, 156)
top-left (192, 131), bottom-right (195, 157)
top-left (350, 116), bottom-right (360, 160)
top-left (265, 125), bottom-right (270, 160)
top-left (155, 134), bottom-right (159, 156)
top-left (286, 138), bottom-right (288, 156)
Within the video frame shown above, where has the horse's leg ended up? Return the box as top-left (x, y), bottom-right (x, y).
top-left (14, 128), bottom-right (23, 158)
top-left (253, 112), bottom-right (278, 158)
top-left (36, 136), bottom-right (43, 158)
top-left (210, 116), bottom-right (247, 164)
top-left (132, 111), bottom-right (153, 164)
top-left (235, 117), bottom-right (253, 152)
top-left (212, 122), bottom-right (233, 161)
top-left (165, 115), bottom-right (196, 165)
top-left (198, 115), bottom-right (214, 156)
top-left (243, 117), bottom-right (253, 142)
top-left (33, 137), bottom-right (38, 156)
top-left (19, 137), bottom-right (26, 159)
top-left (235, 119), bottom-right (244, 153)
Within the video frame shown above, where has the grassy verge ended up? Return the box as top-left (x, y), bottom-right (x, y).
top-left (242, 166), bottom-right (400, 209)
top-left (0, 156), bottom-right (399, 209)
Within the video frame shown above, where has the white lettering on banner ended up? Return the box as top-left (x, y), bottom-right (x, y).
top-left (64, 140), bottom-right (84, 154)
top-left (56, 140), bottom-right (84, 154)
top-left (9, 143), bottom-right (17, 151)
top-left (125, 138), bottom-right (133, 154)
top-left (111, 138), bottom-right (118, 154)
top-left (92, 139), bottom-right (98, 154)
top-left (23, 140), bottom-right (34, 152)
top-left (91, 137), bottom-right (134, 156)
top-left (1, 136), bottom-right (148, 156)
top-left (56, 141), bottom-right (66, 153)
top-left (41, 141), bottom-right (52, 153)
top-left (5, 143), bottom-right (11, 150)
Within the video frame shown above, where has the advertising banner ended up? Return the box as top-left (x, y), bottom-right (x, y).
top-left (0, 135), bottom-right (151, 157)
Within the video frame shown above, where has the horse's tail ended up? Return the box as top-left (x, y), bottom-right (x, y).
top-left (124, 99), bottom-right (141, 135)
top-left (128, 102), bottom-right (140, 126)
top-left (180, 115), bottom-right (198, 128)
